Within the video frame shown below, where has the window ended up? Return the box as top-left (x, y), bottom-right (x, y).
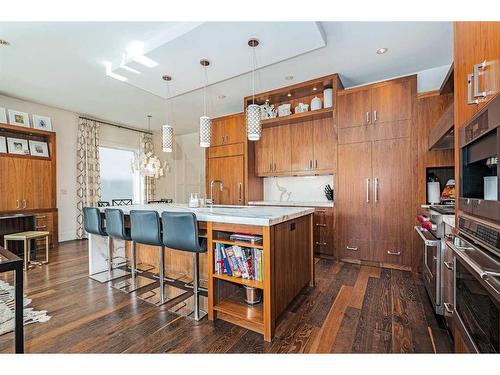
top-left (99, 146), bottom-right (141, 204)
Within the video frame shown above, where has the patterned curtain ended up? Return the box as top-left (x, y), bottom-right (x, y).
top-left (140, 133), bottom-right (156, 203)
top-left (76, 118), bottom-right (102, 239)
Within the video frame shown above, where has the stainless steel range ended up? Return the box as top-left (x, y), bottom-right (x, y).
top-left (415, 204), bottom-right (455, 315)
top-left (448, 214), bottom-right (500, 353)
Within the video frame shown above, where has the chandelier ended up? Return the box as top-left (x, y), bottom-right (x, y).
top-left (131, 115), bottom-right (167, 179)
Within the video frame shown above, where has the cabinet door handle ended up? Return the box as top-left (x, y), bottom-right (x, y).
top-left (374, 177), bottom-right (379, 203)
top-left (315, 242), bottom-right (327, 246)
top-left (269, 162), bottom-right (272, 172)
top-left (274, 162), bottom-right (276, 172)
top-left (365, 111), bottom-right (370, 124)
top-left (315, 223), bottom-right (326, 227)
top-left (444, 303), bottom-right (454, 315)
top-left (22, 199), bottom-right (27, 208)
top-left (366, 178), bottom-right (370, 203)
top-left (473, 60), bottom-right (487, 98)
top-left (238, 183), bottom-right (243, 202)
top-left (315, 160), bottom-right (318, 169)
top-left (16, 199), bottom-right (20, 209)
top-left (346, 246), bottom-right (358, 251)
top-left (36, 225), bottom-right (47, 230)
top-left (444, 261), bottom-right (454, 271)
top-left (467, 73), bottom-right (479, 105)
top-left (373, 110), bottom-right (377, 123)
top-left (387, 250), bottom-right (401, 256)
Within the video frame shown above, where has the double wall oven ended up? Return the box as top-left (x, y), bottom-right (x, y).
top-left (448, 94), bottom-right (500, 353)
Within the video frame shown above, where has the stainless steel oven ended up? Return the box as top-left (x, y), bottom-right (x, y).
top-left (449, 215), bottom-right (500, 353)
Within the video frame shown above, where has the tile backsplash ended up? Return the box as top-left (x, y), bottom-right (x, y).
top-left (263, 175), bottom-right (334, 202)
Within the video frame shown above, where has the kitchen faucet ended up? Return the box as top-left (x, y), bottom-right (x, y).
top-left (210, 180), bottom-right (224, 206)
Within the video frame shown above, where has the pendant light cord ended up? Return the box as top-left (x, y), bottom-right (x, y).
top-left (203, 66), bottom-right (208, 116)
top-left (165, 81), bottom-right (172, 124)
top-left (252, 48), bottom-right (256, 105)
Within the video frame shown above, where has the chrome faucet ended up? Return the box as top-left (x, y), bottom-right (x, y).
top-left (210, 180), bottom-right (224, 206)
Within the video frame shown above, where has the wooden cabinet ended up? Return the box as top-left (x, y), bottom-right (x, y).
top-left (211, 113), bottom-right (246, 147)
top-left (371, 138), bottom-right (411, 265)
top-left (290, 121), bottom-right (313, 172)
top-left (313, 208), bottom-right (335, 257)
top-left (338, 78), bottom-right (411, 129)
top-left (337, 142), bottom-right (372, 261)
top-left (313, 118), bottom-right (337, 172)
top-left (337, 88), bottom-right (371, 128)
top-left (207, 155), bottom-right (244, 205)
top-left (454, 22), bottom-right (500, 129)
top-left (255, 125), bottom-right (291, 175)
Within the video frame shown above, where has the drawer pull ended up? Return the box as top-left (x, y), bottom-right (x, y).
top-left (315, 242), bottom-right (327, 246)
top-left (444, 261), bottom-right (454, 271)
top-left (37, 215), bottom-right (47, 219)
top-left (36, 225), bottom-right (47, 229)
top-left (387, 250), bottom-right (401, 256)
top-left (444, 302), bottom-right (454, 314)
top-left (315, 223), bottom-right (326, 227)
top-left (346, 246), bottom-right (358, 251)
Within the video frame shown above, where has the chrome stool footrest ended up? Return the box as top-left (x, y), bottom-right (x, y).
top-left (89, 268), bottom-right (130, 283)
top-left (168, 294), bottom-right (208, 320)
top-left (137, 284), bottom-right (188, 307)
top-left (111, 274), bottom-right (156, 293)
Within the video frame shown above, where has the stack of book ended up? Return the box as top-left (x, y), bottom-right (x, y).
top-left (215, 243), bottom-right (263, 281)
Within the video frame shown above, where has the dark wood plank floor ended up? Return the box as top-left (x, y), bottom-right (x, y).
top-left (0, 240), bottom-right (453, 353)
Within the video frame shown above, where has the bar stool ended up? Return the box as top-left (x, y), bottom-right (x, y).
top-left (105, 208), bottom-right (154, 293)
top-left (130, 210), bottom-right (185, 306)
top-left (83, 207), bottom-right (128, 283)
top-left (162, 211), bottom-right (207, 320)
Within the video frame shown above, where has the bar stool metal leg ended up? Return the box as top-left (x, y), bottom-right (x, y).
top-left (193, 252), bottom-right (200, 320)
top-left (89, 235), bottom-right (129, 283)
top-left (159, 245), bottom-right (165, 305)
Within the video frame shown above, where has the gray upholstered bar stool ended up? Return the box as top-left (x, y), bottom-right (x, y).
top-left (105, 208), bottom-right (154, 293)
top-left (130, 210), bottom-right (185, 306)
top-left (83, 207), bottom-right (128, 283)
top-left (162, 211), bottom-right (207, 320)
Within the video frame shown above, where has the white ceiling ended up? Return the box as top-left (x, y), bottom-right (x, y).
top-left (0, 22), bottom-right (453, 134)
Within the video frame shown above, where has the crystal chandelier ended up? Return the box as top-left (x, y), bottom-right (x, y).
top-left (131, 115), bottom-right (167, 179)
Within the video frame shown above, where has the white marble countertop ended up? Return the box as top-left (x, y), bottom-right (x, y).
top-left (248, 200), bottom-right (334, 208)
top-left (102, 203), bottom-right (315, 227)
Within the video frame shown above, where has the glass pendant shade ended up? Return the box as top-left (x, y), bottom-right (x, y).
top-left (162, 125), bottom-right (173, 152)
top-left (246, 104), bottom-right (261, 141)
top-left (199, 116), bottom-right (211, 147)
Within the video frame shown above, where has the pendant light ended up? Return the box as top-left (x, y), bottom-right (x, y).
top-left (199, 58), bottom-right (211, 148)
top-left (162, 74), bottom-right (173, 153)
top-left (246, 38), bottom-right (261, 141)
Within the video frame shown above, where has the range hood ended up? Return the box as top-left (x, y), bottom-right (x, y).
top-left (429, 102), bottom-right (454, 150)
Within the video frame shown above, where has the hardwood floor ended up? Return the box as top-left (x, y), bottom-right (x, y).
top-left (0, 240), bottom-right (452, 353)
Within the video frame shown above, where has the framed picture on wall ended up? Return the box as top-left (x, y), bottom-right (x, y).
top-left (0, 107), bottom-right (7, 123)
top-left (32, 114), bottom-right (53, 131)
top-left (7, 109), bottom-right (30, 128)
top-left (28, 140), bottom-right (49, 157)
top-left (0, 136), bottom-right (7, 153)
top-left (7, 137), bottom-right (30, 155)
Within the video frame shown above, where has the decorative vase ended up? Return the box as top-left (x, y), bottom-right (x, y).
top-left (311, 96), bottom-right (322, 111)
top-left (323, 88), bottom-right (333, 108)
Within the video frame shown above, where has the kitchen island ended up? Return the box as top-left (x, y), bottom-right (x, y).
top-left (88, 204), bottom-right (315, 341)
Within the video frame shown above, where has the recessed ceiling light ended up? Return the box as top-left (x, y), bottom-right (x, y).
top-left (0, 39), bottom-right (10, 47)
top-left (287, 93), bottom-right (292, 97)
top-left (285, 75), bottom-right (294, 81)
top-left (103, 61), bottom-right (128, 82)
top-left (126, 41), bottom-right (158, 68)
top-left (218, 95), bottom-right (226, 100)
top-left (312, 87), bottom-right (317, 91)
top-left (376, 48), bottom-right (388, 55)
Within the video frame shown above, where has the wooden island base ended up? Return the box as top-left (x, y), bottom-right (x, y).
top-left (208, 214), bottom-right (314, 342)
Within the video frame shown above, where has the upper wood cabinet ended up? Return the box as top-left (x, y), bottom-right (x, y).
top-left (210, 113), bottom-right (246, 147)
top-left (337, 77), bottom-right (412, 129)
top-left (337, 88), bottom-right (371, 128)
top-left (290, 121), bottom-right (313, 172)
top-left (454, 22), bottom-right (500, 129)
top-left (255, 125), bottom-right (291, 175)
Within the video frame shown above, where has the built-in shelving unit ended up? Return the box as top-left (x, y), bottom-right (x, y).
top-left (261, 107), bottom-right (333, 128)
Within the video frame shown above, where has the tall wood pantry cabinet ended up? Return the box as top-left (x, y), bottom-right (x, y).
top-left (336, 76), bottom-right (415, 267)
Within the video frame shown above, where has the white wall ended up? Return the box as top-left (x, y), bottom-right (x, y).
top-left (0, 94), bottom-right (79, 242)
top-left (154, 131), bottom-right (205, 203)
top-left (263, 175), bottom-right (333, 202)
